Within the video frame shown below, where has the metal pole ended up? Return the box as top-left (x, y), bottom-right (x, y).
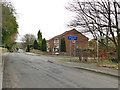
top-left (69, 35), bottom-right (72, 57)
top-left (97, 38), bottom-right (99, 64)
top-left (74, 41), bottom-right (76, 57)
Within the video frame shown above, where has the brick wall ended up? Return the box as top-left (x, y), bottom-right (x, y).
top-left (48, 29), bottom-right (89, 53)
top-left (59, 29), bottom-right (88, 53)
top-left (49, 39), bottom-right (53, 52)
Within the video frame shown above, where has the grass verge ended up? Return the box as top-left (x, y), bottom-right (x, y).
top-left (58, 58), bottom-right (118, 70)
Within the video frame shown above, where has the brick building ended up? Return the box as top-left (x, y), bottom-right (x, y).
top-left (47, 29), bottom-right (89, 53)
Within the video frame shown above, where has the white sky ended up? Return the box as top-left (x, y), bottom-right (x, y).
top-left (7, 0), bottom-right (119, 42)
top-left (9, 0), bottom-right (75, 42)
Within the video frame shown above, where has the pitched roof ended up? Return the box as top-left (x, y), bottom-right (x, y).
top-left (49, 29), bottom-right (89, 40)
top-left (49, 31), bottom-right (68, 40)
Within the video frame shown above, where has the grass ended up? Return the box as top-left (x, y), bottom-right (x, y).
top-left (59, 58), bottom-right (80, 62)
top-left (29, 49), bottom-right (118, 69)
top-left (30, 49), bottom-right (51, 55)
top-left (100, 60), bottom-right (118, 65)
top-left (30, 49), bottom-right (69, 56)
top-left (59, 58), bottom-right (97, 63)
top-left (58, 58), bottom-right (118, 70)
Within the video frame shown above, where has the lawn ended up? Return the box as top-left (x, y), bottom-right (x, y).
top-left (58, 58), bottom-right (118, 70)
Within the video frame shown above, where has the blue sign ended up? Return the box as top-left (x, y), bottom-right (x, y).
top-left (68, 36), bottom-right (78, 40)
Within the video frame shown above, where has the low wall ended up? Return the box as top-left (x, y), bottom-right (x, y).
top-left (0, 48), bottom-right (9, 89)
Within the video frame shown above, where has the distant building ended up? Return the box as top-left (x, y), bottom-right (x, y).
top-left (46, 40), bottom-right (50, 52)
top-left (47, 29), bottom-right (89, 53)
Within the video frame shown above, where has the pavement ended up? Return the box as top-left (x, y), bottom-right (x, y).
top-left (0, 53), bottom-right (2, 90)
top-left (0, 52), bottom-right (9, 90)
top-left (48, 59), bottom-right (119, 77)
top-left (2, 53), bottom-right (118, 88)
top-left (26, 52), bottom-right (119, 77)
top-left (0, 48), bottom-right (9, 89)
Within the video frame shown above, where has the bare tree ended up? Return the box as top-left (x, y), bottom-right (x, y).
top-left (22, 34), bottom-right (36, 48)
top-left (66, 0), bottom-right (120, 61)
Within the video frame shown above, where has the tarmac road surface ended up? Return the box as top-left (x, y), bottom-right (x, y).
top-left (2, 53), bottom-right (118, 88)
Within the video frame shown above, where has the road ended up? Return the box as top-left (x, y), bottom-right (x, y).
top-left (2, 53), bottom-right (118, 88)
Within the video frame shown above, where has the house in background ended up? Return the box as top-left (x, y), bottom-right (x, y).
top-left (46, 40), bottom-right (50, 52)
top-left (47, 29), bottom-right (89, 53)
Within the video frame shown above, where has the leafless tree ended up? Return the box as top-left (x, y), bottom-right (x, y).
top-left (66, 0), bottom-right (120, 61)
top-left (22, 34), bottom-right (36, 48)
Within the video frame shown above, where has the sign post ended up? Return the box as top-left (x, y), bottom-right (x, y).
top-left (97, 36), bottom-right (104, 64)
top-left (97, 38), bottom-right (99, 64)
top-left (70, 40), bottom-right (71, 56)
top-left (68, 36), bottom-right (78, 56)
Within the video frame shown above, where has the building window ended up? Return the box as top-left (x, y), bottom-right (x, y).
top-left (54, 39), bottom-right (55, 43)
top-left (57, 39), bottom-right (59, 43)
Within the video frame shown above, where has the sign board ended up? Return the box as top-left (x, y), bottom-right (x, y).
top-left (68, 36), bottom-right (78, 40)
top-left (98, 36), bottom-right (104, 39)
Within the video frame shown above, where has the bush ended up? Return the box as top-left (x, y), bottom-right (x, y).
top-left (41, 38), bottom-right (47, 51)
top-left (33, 40), bottom-right (38, 49)
top-left (26, 45), bottom-right (30, 52)
top-left (60, 38), bottom-right (66, 52)
top-left (110, 58), bottom-right (118, 63)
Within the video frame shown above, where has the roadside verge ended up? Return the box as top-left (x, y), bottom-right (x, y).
top-left (0, 49), bottom-right (9, 90)
top-left (48, 59), bottom-right (119, 78)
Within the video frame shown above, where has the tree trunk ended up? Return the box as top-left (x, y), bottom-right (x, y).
top-left (114, 2), bottom-right (120, 62)
top-left (117, 35), bottom-right (120, 62)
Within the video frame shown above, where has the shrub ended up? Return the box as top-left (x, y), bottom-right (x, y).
top-left (26, 45), bottom-right (30, 52)
top-left (110, 58), bottom-right (118, 63)
top-left (60, 38), bottom-right (66, 52)
top-left (33, 40), bottom-right (38, 49)
top-left (41, 38), bottom-right (47, 51)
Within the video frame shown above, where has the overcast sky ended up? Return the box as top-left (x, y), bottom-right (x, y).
top-left (9, 0), bottom-right (75, 42)
top-left (7, 0), bottom-right (94, 42)
top-left (7, 0), bottom-right (119, 42)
